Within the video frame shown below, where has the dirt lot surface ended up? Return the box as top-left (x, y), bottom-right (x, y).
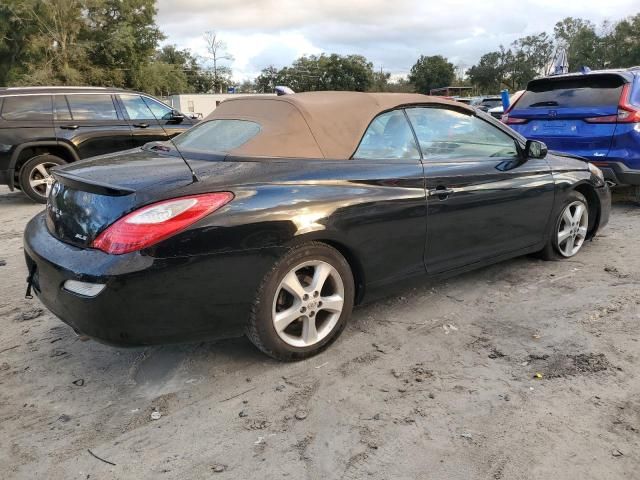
top-left (1, 185), bottom-right (639, 479)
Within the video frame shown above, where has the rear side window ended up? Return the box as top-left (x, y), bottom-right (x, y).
top-left (120, 94), bottom-right (173, 120)
top-left (517, 76), bottom-right (625, 109)
top-left (173, 119), bottom-right (260, 152)
top-left (67, 94), bottom-right (118, 120)
top-left (1, 95), bottom-right (52, 120)
top-left (353, 110), bottom-right (420, 160)
top-left (142, 96), bottom-right (173, 120)
top-left (120, 94), bottom-right (153, 120)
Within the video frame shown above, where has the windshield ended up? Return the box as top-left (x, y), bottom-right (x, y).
top-left (172, 119), bottom-right (261, 153)
top-left (517, 76), bottom-right (625, 109)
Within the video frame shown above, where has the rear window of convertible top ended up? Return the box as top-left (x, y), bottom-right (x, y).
top-left (173, 119), bottom-right (261, 153)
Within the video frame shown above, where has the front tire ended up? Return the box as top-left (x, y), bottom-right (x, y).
top-left (539, 190), bottom-right (589, 260)
top-left (19, 154), bottom-right (66, 203)
top-left (246, 242), bottom-right (355, 361)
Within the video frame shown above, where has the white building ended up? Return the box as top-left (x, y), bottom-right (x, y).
top-left (166, 93), bottom-right (276, 118)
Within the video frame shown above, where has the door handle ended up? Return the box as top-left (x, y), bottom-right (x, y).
top-left (133, 123), bottom-right (149, 128)
top-left (59, 124), bottom-right (79, 130)
top-left (428, 187), bottom-right (455, 198)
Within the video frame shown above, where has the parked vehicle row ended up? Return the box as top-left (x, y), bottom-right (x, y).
top-left (23, 92), bottom-right (610, 360)
top-left (0, 87), bottom-right (194, 202)
top-left (504, 67), bottom-right (640, 200)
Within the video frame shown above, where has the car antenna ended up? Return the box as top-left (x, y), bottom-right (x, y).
top-left (142, 99), bottom-right (199, 183)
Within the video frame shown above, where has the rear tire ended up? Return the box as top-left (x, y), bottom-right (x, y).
top-left (245, 242), bottom-right (355, 361)
top-left (19, 154), bottom-right (66, 203)
top-left (539, 190), bottom-right (589, 260)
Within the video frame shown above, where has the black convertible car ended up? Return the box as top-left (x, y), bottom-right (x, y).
top-left (24, 92), bottom-right (610, 360)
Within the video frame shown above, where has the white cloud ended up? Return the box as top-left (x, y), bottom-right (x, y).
top-left (156, 0), bottom-right (639, 81)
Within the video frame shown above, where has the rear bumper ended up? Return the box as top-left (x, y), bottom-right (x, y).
top-left (23, 212), bottom-right (283, 346)
top-left (592, 161), bottom-right (640, 186)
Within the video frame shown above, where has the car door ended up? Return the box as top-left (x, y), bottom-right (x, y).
top-left (117, 94), bottom-right (192, 148)
top-left (405, 106), bottom-right (555, 274)
top-left (347, 109), bottom-right (427, 284)
top-left (57, 94), bottom-right (132, 159)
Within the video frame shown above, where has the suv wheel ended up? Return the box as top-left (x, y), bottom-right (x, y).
top-left (19, 154), bottom-right (66, 203)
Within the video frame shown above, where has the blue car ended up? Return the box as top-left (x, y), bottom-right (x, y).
top-left (504, 67), bottom-right (640, 200)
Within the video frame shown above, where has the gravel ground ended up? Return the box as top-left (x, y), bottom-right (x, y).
top-left (1, 185), bottom-right (639, 479)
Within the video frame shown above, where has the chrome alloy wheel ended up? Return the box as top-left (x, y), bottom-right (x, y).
top-left (28, 162), bottom-right (57, 198)
top-left (557, 200), bottom-right (588, 257)
top-left (272, 260), bottom-right (345, 348)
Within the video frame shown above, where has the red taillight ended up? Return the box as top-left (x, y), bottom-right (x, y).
top-left (92, 192), bottom-right (234, 254)
top-left (616, 83), bottom-right (640, 123)
top-left (584, 114), bottom-right (618, 123)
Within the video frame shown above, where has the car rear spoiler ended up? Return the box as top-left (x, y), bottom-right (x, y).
top-left (52, 170), bottom-right (135, 197)
top-left (527, 72), bottom-right (633, 90)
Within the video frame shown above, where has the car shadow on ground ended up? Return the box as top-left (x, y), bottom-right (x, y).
top-left (0, 190), bottom-right (37, 206)
top-left (50, 255), bottom-right (530, 392)
top-left (9, 187), bottom-right (637, 397)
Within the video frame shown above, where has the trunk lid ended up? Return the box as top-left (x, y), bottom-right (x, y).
top-left (46, 148), bottom-right (196, 248)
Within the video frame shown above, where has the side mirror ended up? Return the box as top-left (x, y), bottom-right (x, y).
top-left (170, 109), bottom-right (185, 121)
top-left (525, 139), bottom-right (547, 159)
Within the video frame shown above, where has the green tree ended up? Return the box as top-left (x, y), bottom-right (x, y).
top-left (386, 77), bottom-right (415, 93)
top-left (156, 45), bottom-right (209, 93)
top-left (0, 0), bottom-right (33, 85)
top-left (255, 65), bottom-right (279, 93)
top-left (323, 54), bottom-right (374, 91)
top-left (467, 50), bottom-right (509, 93)
top-left (606, 13), bottom-right (640, 68)
top-left (134, 61), bottom-right (188, 96)
top-left (84, 0), bottom-right (164, 87)
top-left (554, 17), bottom-right (603, 70)
top-left (0, 0), bottom-right (166, 89)
top-left (260, 54), bottom-right (374, 92)
top-left (508, 33), bottom-right (554, 88)
top-left (408, 55), bottom-right (455, 94)
top-left (369, 69), bottom-right (391, 92)
top-left (2, 0), bottom-right (89, 85)
top-left (468, 33), bottom-right (553, 92)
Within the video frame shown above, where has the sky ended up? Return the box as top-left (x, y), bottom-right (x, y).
top-left (156, 0), bottom-right (639, 82)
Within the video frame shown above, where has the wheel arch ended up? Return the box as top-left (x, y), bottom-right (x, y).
top-left (285, 232), bottom-right (366, 305)
top-left (9, 141), bottom-right (79, 188)
top-left (572, 182), bottom-right (600, 239)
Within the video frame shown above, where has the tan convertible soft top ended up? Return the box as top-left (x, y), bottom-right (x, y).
top-left (205, 91), bottom-right (473, 159)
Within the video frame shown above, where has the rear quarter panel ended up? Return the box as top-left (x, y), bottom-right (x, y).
top-left (151, 157), bottom-right (427, 291)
